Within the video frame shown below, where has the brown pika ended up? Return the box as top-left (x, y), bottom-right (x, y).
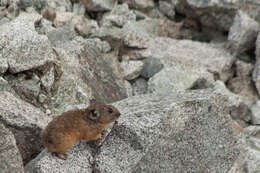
top-left (42, 100), bottom-right (120, 160)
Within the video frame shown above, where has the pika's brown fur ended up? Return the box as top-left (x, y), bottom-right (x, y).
top-left (42, 100), bottom-right (120, 159)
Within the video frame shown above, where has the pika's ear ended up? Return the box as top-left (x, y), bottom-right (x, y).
top-left (88, 109), bottom-right (100, 120)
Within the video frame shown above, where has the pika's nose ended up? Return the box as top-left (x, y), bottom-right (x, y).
top-left (116, 112), bottom-right (121, 118)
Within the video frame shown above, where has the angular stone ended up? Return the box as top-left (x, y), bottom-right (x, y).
top-left (0, 14), bottom-right (56, 73)
top-left (75, 19), bottom-right (99, 37)
top-left (41, 66), bottom-right (55, 93)
top-left (148, 66), bottom-right (213, 94)
top-left (120, 59), bottom-right (144, 80)
top-left (25, 142), bottom-right (93, 173)
top-left (129, 37), bottom-right (235, 82)
top-left (81, 0), bottom-right (117, 12)
top-left (175, 0), bottom-right (237, 31)
top-left (251, 101), bottom-right (260, 125)
top-left (0, 92), bottom-right (50, 164)
top-left (252, 60), bottom-right (260, 96)
top-left (53, 12), bottom-right (74, 27)
top-left (0, 55), bottom-right (8, 74)
top-left (0, 123), bottom-right (24, 173)
top-left (141, 58), bottom-right (164, 79)
top-left (255, 32), bottom-right (260, 60)
top-left (228, 10), bottom-right (259, 55)
top-left (94, 89), bottom-right (240, 172)
top-left (118, 0), bottom-right (154, 10)
top-left (158, 1), bottom-right (175, 19)
top-left (44, 0), bottom-right (72, 12)
top-left (124, 80), bottom-right (133, 97)
top-left (132, 78), bottom-right (148, 96)
top-left (72, 2), bottom-right (85, 15)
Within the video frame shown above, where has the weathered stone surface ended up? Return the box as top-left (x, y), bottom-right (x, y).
top-left (227, 60), bottom-right (258, 103)
top-left (252, 60), bottom-right (260, 96)
top-left (128, 37), bottom-right (235, 82)
top-left (120, 59), bottom-right (144, 80)
top-left (175, 0), bottom-right (237, 31)
top-left (0, 92), bottom-right (50, 164)
top-left (228, 126), bottom-right (260, 173)
top-left (118, 0), bottom-right (154, 10)
top-left (148, 65), bottom-right (213, 94)
top-left (141, 58), bottom-right (164, 79)
top-left (0, 0), bottom-right (19, 19)
top-left (80, 0), bottom-right (117, 12)
top-left (158, 1), bottom-right (175, 19)
top-left (251, 101), bottom-right (260, 125)
top-left (72, 2), bottom-right (85, 15)
top-left (53, 12), bottom-right (74, 27)
top-left (0, 56), bottom-right (8, 74)
top-left (101, 3), bottom-right (136, 27)
top-left (44, 0), bottom-right (72, 12)
top-left (0, 123), bottom-right (24, 173)
top-left (227, 10), bottom-right (259, 55)
top-left (132, 77), bottom-right (148, 96)
top-left (124, 80), bottom-right (133, 97)
top-left (25, 142), bottom-right (93, 173)
top-left (48, 37), bottom-right (126, 114)
top-left (75, 18), bottom-right (99, 37)
top-left (255, 32), bottom-right (260, 60)
top-left (94, 89), bottom-right (240, 172)
top-left (0, 14), bottom-right (56, 73)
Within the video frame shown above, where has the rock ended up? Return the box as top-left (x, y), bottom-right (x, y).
top-left (118, 0), bottom-right (154, 10)
top-left (148, 65), bottom-right (213, 94)
top-left (35, 18), bottom-right (56, 35)
top-left (18, 0), bottom-right (45, 10)
top-left (229, 126), bottom-right (260, 173)
top-left (44, 0), bottom-right (72, 12)
top-left (80, 0), bottom-right (117, 12)
top-left (128, 37), bottom-right (235, 82)
top-left (132, 77), bottom-right (148, 96)
top-left (46, 25), bottom-right (77, 47)
top-left (0, 92), bottom-right (50, 164)
top-left (140, 58), bottom-right (164, 79)
top-left (0, 123), bottom-right (24, 173)
top-left (72, 2), bottom-right (85, 15)
top-left (227, 60), bottom-right (258, 103)
top-left (0, 0), bottom-right (19, 20)
top-left (124, 80), bottom-right (133, 97)
top-left (40, 66), bottom-right (55, 93)
top-left (120, 59), bottom-right (144, 80)
top-left (227, 10), bottom-right (259, 55)
top-left (75, 18), bottom-right (99, 37)
top-left (53, 12), bottom-right (74, 27)
top-left (94, 89), bottom-right (240, 172)
top-left (158, 1), bottom-right (175, 19)
top-left (175, 0), bottom-right (237, 31)
top-left (255, 32), bottom-right (260, 60)
top-left (252, 60), bottom-right (260, 96)
top-left (101, 3), bottom-right (136, 27)
top-left (0, 55), bottom-right (8, 74)
top-left (0, 14), bottom-right (56, 73)
top-left (251, 101), bottom-right (260, 125)
top-left (213, 80), bottom-right (251, 127)
top-left (25, 142), bottom-right (93, 173)
top-left (0, 77), bottom-right (16, 94)
top-left (48, 37), bottom-right (126, 114)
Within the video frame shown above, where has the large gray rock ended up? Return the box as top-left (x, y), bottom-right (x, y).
top-left (95, 89), bottom-right (240, 172)
top-left (227, 10), bottom-right (259, 55)
top-left (0, 123), bottom-right (24, 173)
top-left (158, 1), bottom-right (175, 19)
top-left (148, 66), bottom-right (213, 93)
top-left (80, 0), bottom-right (117, 12)
top-left (44, 0), bottom-right (72, 12)
top-left (229, 126), bottom-right (260, 173)
top-left (0, 14), bottom-right (56, 74)
top-left (120, 59), bottom-right (144, 80)
top-left (118, 0), bottom-right (154, 10)
top-left (128, 37), bottom-right (235, 82)
top-left (25, 89), bottom-right (240, 173)
top-left (140, 58), bottom-right (164, 79)
top-left (0, 92), bottom-right (50, 164)
top-left (132, 77), bottom-right (148, 96)
top-left (175, 0), bottom-right (237, 31)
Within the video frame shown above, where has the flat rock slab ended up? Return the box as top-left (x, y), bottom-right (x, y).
top-left (0, 123), bottom-right (24, 173)
top-left (0, 91), bottom-right (50, 164)
top-left (131, 37), bottom-right (235, 82)
top-left (26, 89), bottom-right (240, 173)
top-left (0, 14), bottom-right (56, 73)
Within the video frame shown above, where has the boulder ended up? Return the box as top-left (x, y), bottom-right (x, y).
top-left (0, 92), bottom-right (50, 164)
top-left (0, 123), bottom-right (24, 173)
top-left (132, 78), bottom-right (148, 96)
top-left (80, 0), bottom-right (117, 12)
top-left (120, 59), bottom-right (144, 80)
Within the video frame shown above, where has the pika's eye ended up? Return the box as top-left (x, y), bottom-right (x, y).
top-left (108, 107), bottom-right (113, 113)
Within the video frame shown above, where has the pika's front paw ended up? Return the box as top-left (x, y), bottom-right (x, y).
top-left (52, 152), bottom-right (68, 160)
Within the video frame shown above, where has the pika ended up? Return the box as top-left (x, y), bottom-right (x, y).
top-left (42, 100), bottom-right (120, 160)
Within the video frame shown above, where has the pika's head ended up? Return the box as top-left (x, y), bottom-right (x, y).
top-left (85, 100), bottom-right (121, 124)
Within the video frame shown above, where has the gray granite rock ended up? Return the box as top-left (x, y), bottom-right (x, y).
top-left (140, 58), bottom-right (164, 79)
top-left (0, 123), bottom-right (24, 173)
top-left (120, 59), bottom-right (144, 80)
top-left (101, 3), bottom-right (136, 27)
top-left (175, 0), bottom-right (237, 31)
top-left (0, 0), bottom-right (19, 19)
top-left (81, 0), bottom-right (117, 12)
top-left (124, 80), bottom-right (133, 97)
top-left (75, 18), bottom-right (99, 37)
top-left (0, 55), bottom-right (8, 75)
top-left (148, 66), bottom-right (213, 94)
top-left (53, 12), bottom-right (74, 27)
top-left (129, 37), bottom-right (235, 82)
top-left (72, 2), bottom-right (85, 15)
top-left (252, 60), bottom-right (260, 96)
top-left (44, 0), bottom-right (72, 12)
top-left (0, 14), bottom-right (56, 73)
top-left (95, 89), bottom-right (240, 172)
top-left (251, 101), bottom-right (260, 125)
top-left (132, 77), bottom-right (148, 96)
top-left (255, 31), bottom-right (260, 60)
top-left (227, 10), bottom-right (259, 55)
top-left (118, 0), bottom-right (154, 10)
top-left (158, 1), bottom-right (175, 19)
top-left (0, 92), bottom-right (50, 164)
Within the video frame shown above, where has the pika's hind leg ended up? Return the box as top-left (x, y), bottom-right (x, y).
top-left (52, 152), bottom-right (68, 160)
